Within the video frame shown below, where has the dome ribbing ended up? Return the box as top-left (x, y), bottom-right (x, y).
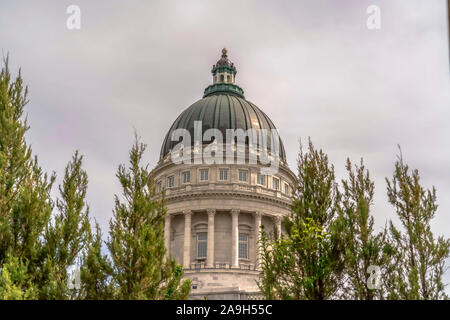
top-left (160, 49), bottom-right (286, 162)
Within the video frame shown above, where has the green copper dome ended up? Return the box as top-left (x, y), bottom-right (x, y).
top-left (160, 49), bottom-right (286, 161)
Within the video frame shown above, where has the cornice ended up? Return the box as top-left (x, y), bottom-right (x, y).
top-left (165, 188), bottom-right (292, 210)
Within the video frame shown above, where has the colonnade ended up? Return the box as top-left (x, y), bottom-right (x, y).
top-left (164, 210), bottom-right (282, 269)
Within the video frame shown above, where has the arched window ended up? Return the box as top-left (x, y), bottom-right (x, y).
top-left (220, 75), bottom-right (224, 82)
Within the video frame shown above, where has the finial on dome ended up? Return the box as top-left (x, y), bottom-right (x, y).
top-left (222, 48), bottom-right (228, 57)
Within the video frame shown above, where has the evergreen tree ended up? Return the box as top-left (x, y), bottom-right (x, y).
top-left (79, 222), bottom-right (113, 300)
top-left (384, 151), bottom-right (450, 299)
top-left (0, 56), bottom-right (55, 298)
top-left (259, 216), bottom-right (336, 299)
top-left (339, 158), bottom-right (387, 299)
top-left (39, 151), bottom-right (92, 299)
top-left (0, 57), bottom-right (93, 299)
top-left (258, 139), bottom-right (344, 299)
top-left (106, 137), bottom-right (191, 299)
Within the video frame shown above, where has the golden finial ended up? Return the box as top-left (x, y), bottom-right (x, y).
top-left (222, 48), bottom-right (227, 56)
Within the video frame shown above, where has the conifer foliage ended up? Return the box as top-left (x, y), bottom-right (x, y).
top-left (106, 137), bottom-right (191, 299)
top-left (259, 141), bottom-right (449, 300)
top-left (383, 151), bottom-right (450, 299)
top-left (258, 139), bottom-right (345, 300)
top-left (339, 159), bottom-right (387, 299)
top-left (0, 58), bottom-right (190, 300)
top-left (0, 57), bottom-right (90, 299)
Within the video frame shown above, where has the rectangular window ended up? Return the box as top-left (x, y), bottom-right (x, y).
top-left (257, 174), bottom-right (265, 186)
top-left (219, 168), bottom-right (228, 181)
top-left (238, 233), bottom-right (248, 259)
top-left (197, 233), bottom-right (207, 259)
top-left (238, 170), bottom-right (247, 182)
top-left (167, 176), bottom-right (174, 188)
top-left (200, 169), bottom-right (209, 181)
top-left (273, 177), bottom-right (279, 190)
top-left (156, 181), bottom-right (162, 192)
top-left (182, 171), bottom-right (190, 184)
top-left (284, 183), bottom-right (289, 194)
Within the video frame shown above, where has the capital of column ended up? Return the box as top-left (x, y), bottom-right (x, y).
top-left (183, 210), bottom-right (192, 217)
top-left (273, 215), bottom-right (282, 223)
top-left (207, 208), bottom-right (216, 217)
top-left (231, 209), bottom-right (240, 217)
top-left (253, 211), bottom-right (262, 220)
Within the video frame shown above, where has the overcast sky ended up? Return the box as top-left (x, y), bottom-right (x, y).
top-left (1, 0), bottom-right (449, 286)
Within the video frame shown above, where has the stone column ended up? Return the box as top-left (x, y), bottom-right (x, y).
top-left (274, 215), bottom-right (282, 239)
top-left (183, 210), bottom-right (192, 268)
top-left (254, 212), bottom-right (262, 269)
top-left (164, 213), bottom-right (171, 259)
top-left (206, 208), bottom-right (216, 268)
top-left (231, 209), bottom-right (240, 268)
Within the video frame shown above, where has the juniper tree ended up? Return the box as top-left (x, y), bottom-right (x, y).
top-left (383, 151), bottom-right (450, 300)
top-left (339, 158), bottom-right (387, 299)
top-left (79, 222), bottom-right (113, 300)
top-left (258, 139), bottom-right (345, 300)
top-left (259, 216), bottom-right (336, 300)
top-left (106, 137), bottom-right (191, 300)
top-left (0, 57), bottom-right (93, 299)
top-left (0, 56), bottom-right (55, 298)
top-left (39, 151), bottom-right (92, 299)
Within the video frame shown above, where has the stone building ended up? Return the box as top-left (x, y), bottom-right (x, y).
top-left (152, 49), bottom-right (296, 299)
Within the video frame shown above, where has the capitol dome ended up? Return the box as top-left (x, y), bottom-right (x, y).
top-left (160, 48), bottom-right (286, 162)
top-left (154, 49), bottom-right (296, 300)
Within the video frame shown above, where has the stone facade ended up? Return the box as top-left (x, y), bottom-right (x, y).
top-left (153, 159), bottom-right (296, 299)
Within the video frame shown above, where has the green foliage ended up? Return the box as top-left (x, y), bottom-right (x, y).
top-left (259, 218), bottom-right (334, 299)
top-left (79, 222), bottom-right (114, 299)
top-left (106, 137), bottom-right (191, 299)
top-left (0, 57), bottom-right (93, 300)
top-left (383, 150), bottom-right (450, 299)
top-left (259, 142), bottom-right (449, 300)
top-left (0, 254), bottom-right (38, 299)
top-left (0, 57), bottom-right (190, 300)
top-left (258, 139), bottom-right (344, 300)
top-left (0, 56), bottom-right (54, 298)
top-left (339, 158), bottom-right (388, 299)
top-left (39, 151), bottom-right (91, 299)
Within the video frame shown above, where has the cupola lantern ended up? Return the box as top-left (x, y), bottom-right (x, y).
top-left (203, 48), bottom-right (245, 98)
top-left (212, 48), bottom-right (236, 84)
